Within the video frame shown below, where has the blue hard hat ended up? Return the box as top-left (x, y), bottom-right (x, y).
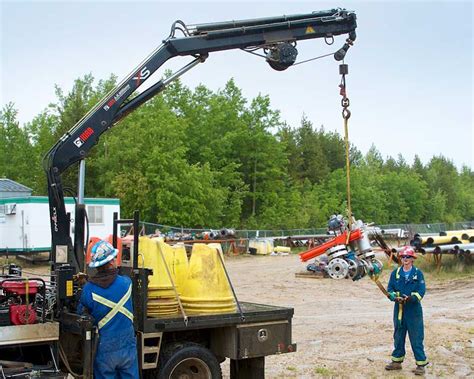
top-left (89, 240), bottom-right (118, 268)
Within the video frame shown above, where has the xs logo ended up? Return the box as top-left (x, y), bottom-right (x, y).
top-left (133, 66), bottom-right (151, 84)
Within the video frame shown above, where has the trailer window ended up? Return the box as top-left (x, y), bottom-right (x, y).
top-left (87, 205), bottom-right (104, 224)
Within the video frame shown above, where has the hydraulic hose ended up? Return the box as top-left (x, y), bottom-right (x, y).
top-left (58, 342), bottom-right (83, 378)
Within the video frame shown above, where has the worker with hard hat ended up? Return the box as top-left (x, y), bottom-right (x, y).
top-left (385, 246), bottom-right (428, 376)
top-left (78, 240), bottom-right (138, 378)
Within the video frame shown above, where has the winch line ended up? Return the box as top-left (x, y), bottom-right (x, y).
top-left (339, 63), bottom-right (352, 231)
top-left (338, 64), bottom-right (389, 297)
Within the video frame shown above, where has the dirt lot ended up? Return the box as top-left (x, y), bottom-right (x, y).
top-left (222, 254), bottom-right (474, 378)
top-left (12, 253), bottom-right (473, 378)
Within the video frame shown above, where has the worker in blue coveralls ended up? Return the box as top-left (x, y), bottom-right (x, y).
top-left (385, 245), bottom-right (428, 376)
top-left (78, 240), bottom-right (138, 378)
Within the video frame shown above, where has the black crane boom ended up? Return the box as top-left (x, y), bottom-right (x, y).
top-left (43, 8), bottom-right (357, 271)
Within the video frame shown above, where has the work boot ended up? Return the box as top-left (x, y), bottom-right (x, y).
top-left (385, 361), bottom-right (402, 370)
top-left (413, 365), bottom-right (425, 376)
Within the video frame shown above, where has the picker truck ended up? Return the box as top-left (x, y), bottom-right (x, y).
top-left (0, 9), bottom-right (357, 378)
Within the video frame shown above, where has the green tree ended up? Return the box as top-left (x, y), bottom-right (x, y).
top-left (40, 74), bottom-right (118, 195)
top-left (412, 155), bottom-right (426, 178)
top-left (381, 171), bottom-right (428, 223)
top-left (294, 117), bottom-right (330, 184)
top-left (24, 110), bottom-right (60, 194)
top-left (456, 166), bottom-right (474, 221)
top-left (425, 189), bottom-right (447, 222)
top-left (364, 144), bottom-right (384, 171)
top-left (3, 72), bottom-right (472, 230)
top-left (0, 103), bottom-right (34, 187)
top-left (425, 156), bottom-right (460, 220)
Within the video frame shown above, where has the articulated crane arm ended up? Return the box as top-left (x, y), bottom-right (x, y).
top-left (43, 8), bottom-right (357, 272)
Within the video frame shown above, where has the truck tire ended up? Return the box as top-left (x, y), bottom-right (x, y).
top-left (155, 342), bottom-right (222, 379)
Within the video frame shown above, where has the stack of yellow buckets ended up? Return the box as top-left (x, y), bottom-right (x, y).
top-left (139, 237), bottom-right (179, 316)
top-left (180, 243), bottom-right (236, 314)
top-left (139, 237), bottom-right (236, 317)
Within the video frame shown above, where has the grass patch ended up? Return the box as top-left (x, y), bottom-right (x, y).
top-left (286, 246), bottom-right (308, 255)
top-left (0, 256), bottom-right (51, 278)
top-left (0, 256), bottom-right (43, 269)
top-left (313, 366), bottom-right (334, 376)
top-left (0, 256), bottom-right (25, 269)
top-left (0, 256), bottom-right (20, 265)
top-left (286, 366), bottom-right (297, 372)
top-left (382, 254), bottom-right (474, 281)
top-left (416, 254), bottom-right (474, 280)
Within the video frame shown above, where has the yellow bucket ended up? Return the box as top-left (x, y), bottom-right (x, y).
top-left (140, 237), bottom-right (174, 289)
top-left (180, 244), bottom-right (236, 313)
top-left (168, 243), bottom-right (188, 291)
top-left (274, 246), bottom-right (291, 253)
top-left (182, 306), bottom-right (237, 315)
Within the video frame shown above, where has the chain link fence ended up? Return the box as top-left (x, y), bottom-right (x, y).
top-left (134, 221), bottom-right (474, 239)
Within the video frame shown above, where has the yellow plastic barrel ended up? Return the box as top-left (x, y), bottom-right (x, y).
top-left (168, 243), bottom-right (189, 291)
top-left (140, 237), bottom-right (180, 316)
top-left (249, 239), bottom-right (274, 255)
top-left (140, 237), bottom-right (172, 289)
top-left (179, 244), bottom-right (236, 314)
top-left (207, 243), bottom-right (224, 258)
top-left (274, 246), bottom-right (291, 253)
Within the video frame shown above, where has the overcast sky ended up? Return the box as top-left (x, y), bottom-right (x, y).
top-left (1, 0), bottom-right (473, 169)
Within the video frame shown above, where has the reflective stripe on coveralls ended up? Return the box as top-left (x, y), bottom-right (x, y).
top-left (412, 292), bottom-right (423, 301)
top-left (92, 283), bottom-right (133, 329)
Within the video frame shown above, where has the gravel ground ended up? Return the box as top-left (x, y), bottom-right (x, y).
top-left (221, 253), bottom-right (474, 378)
top-left (13, 252), bottom-right (473, 378)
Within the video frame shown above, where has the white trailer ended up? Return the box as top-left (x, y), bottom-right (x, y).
top-left (0, 196), bottom-right (120, 254)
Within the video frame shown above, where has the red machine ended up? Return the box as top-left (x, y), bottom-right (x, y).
top-left (0, 279), bottom-right (42, 325)
top-left (10, 304), bottom-right (36, 325)
top-left (2, 280), bottom-right (40, 295)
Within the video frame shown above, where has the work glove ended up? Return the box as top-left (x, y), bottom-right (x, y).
top-left (403, 295), bottom-right (413, 303)
top-left (74, 272), bottom-right (89, 286)
top-left (394, 297), bottom-right (405, 304)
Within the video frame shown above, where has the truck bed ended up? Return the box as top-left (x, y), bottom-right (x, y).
top-left (144, 302), bottom-right (294, 333)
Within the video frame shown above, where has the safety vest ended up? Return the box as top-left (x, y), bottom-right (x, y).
top-left (92, 283), bottom-right (133, 329)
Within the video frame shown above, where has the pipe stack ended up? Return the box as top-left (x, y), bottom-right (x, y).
top-left (408, 229), bottom-right (474, 256)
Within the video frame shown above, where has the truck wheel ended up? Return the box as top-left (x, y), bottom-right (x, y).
top-left (157, 342), bottom-right (222, 379)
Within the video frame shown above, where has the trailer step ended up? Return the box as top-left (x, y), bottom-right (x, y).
top-left (139, 331), bottom-right (163, 370)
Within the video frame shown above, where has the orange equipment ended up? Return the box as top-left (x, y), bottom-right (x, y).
top-left (299, 229), bottom-right (362, 262)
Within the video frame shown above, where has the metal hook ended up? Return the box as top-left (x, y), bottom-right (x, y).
top-left (325, 35), bottom-right (334, 45)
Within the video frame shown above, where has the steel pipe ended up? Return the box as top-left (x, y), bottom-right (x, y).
top-left (395, 243), bottom-right (474, 254)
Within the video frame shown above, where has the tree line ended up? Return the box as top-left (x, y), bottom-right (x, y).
top-left (1, 74), bottom-right (473, 229)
